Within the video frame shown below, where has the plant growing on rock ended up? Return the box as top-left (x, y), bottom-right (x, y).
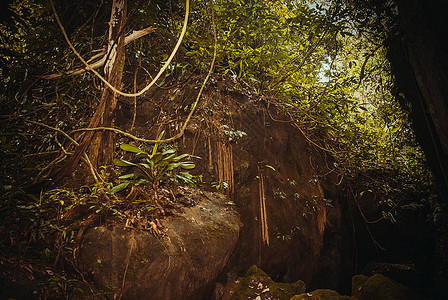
top-left (112, 131), bottom-right (198, 198)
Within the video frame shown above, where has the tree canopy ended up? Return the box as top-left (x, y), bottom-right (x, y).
top-left (0, 0), bottom-right (429, 182)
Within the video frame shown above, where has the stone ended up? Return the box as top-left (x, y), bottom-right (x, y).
top-left (78, 190), bottom-right (241, 299)
top-left (222, 265), bottom-right (306, 300)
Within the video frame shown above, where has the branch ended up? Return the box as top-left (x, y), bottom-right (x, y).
top-left (48, 0), bottom-right (189, 98)
top-left (124, 27), bottom-right (156, 44)
top-left (24, 119), bottom-right (101, 183)
top-left (42, 27), bottom-right (156, 80)
top-left (70, 0), bottom-right (218, 145)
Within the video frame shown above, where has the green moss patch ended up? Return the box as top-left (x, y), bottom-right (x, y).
top-left (354, 274), bottom-right (420, 300)
top-left (222, 265), bottom-right (305, 300)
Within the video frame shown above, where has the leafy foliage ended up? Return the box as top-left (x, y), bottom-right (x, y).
top-left (0, 0), bottom-right (434, 216)
top-left (113, 131), bottom-right (198, 193)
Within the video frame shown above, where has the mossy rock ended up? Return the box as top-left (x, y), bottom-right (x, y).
top-left (353, 274), bottom-right (420, 300)
top-left (222, 265), bottom-right (306, 300)
top-left (244, 265), bottom-right (269, 277)
top-left (291, 289), bottom-right (355, 299)
top-left (351, 274), bottom-right (369, 298)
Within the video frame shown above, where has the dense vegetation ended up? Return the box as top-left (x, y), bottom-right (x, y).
top-left (0, 0), bottom-right (443, 297)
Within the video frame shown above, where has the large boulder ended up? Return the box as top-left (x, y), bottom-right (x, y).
top-left (78, 190), bottom-right (241, 299)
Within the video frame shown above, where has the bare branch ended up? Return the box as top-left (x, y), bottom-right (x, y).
top-left (124, 27), bottom-right (156, 44)
top-left (42, 27), bottom-right (156, 80)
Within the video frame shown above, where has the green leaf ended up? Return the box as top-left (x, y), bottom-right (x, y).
top-left (135, 179), bottom-right (148, 186)
top-left (119, 173), bottom-right (140, 180)
top-left (136, 152), bottom-right (150, 159)
top-left (152, 131), bottom-right (165, 156)
top-left (152, 153), bottom-right (163, 163)
top-left (113, 158), bottom-right (136, 167)
top-left (167, 162), bottom-right (181, 170)
top-left (162, 149), bottom-right (177, 155)
top-left (109, 182), bottom-right (130, 194)
top-left (159, 160), bottom-right (170, 167)
top-left (162, 153), bottom-right (176, 163)
top-left (120, 144), bottom-right (145, 153)
top-left (180, 162), bottom-right (196, 169)
top-left (265, 164), bottom-right (276, 171)
top-left (176, 172), bottom-right (195, 184)
top-left (138, 163), bottom-right (151, 169)
top-left (173, 153), bottom-right (189, 161)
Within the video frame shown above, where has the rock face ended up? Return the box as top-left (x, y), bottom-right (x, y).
top-left (176, 82), bottom-right (352, 290)
top-left (114, 76), bottom-right (353, 295)
top-left (78, 191), bottom-right (241, 299)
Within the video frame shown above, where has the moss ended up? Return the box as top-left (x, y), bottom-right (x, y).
top-left (269, 280), bottom-right (306, 298)
top-left (356, 274), bottom-right (420, 300)
top-left (244, 265), bottom-right (269, 277)
top-left (351, 274), bottom-right (369, 298)
top-left (291, 289), bottom-right (355, 299)
top-left (222, 265), bottom-right (305, 300)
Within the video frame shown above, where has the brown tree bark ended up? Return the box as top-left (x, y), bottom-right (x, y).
top-left (54, 0), bottom-right (127, 182)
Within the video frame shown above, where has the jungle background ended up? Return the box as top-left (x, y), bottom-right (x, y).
top-left (0, 0), bottom-right (447, 299)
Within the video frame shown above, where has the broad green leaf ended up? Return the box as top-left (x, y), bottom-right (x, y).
top-left (152, 153), bottom-right (163, 163)
top-left (167, 162), bottom-right (181, 170)
top-left (119, 173), bottom-right (141, 180)
top-left (162, 149), bottom-right (177, 155)
top-left (162, 154), bottom-right (176, 163)
top-left (135, 179), bottom-right (148, 186)
top-left (113, 158), bottom-right (136, 167)
top-left (109, 182), bottom-right (129, 194)
top-left (180, 162), bottom-right (196, 169)
top-left (120, 144), bottom-right (144, 153)
top-left (173, 153), bottom-right (189, 161)
top-left (176, 172), bottom-right (195, 184)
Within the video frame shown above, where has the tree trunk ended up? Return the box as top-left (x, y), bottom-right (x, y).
top-left (54, 0), bottom-right (127, 182)
top-left (89, 0), bottom-right (127, 169)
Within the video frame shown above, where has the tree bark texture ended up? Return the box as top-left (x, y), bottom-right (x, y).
top-left (55, 0), bottom-right (127, 182)
top-left (89, 0), bottom-right (127, 170)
